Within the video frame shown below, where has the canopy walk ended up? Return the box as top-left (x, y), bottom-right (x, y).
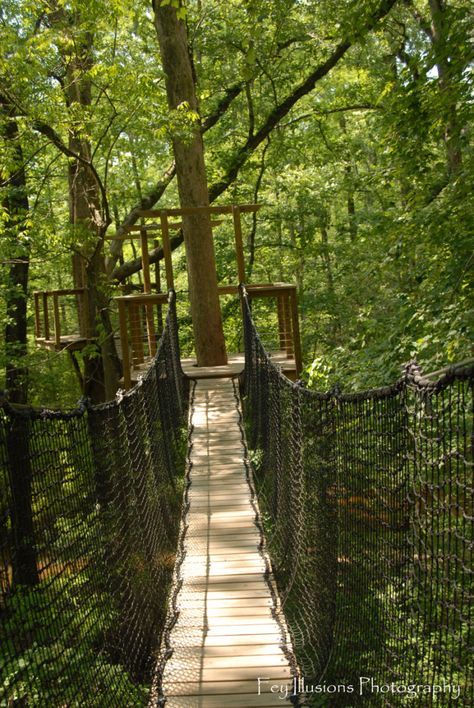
top-left (1, 288), bottom-right (473, 707)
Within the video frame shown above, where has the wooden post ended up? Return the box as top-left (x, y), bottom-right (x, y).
top-left (154, 239), bottom-right (164, 334)
top-left (53, 293), bottom-right (61, 346)
top-left (160, 210), bottom-right (175, 290)
top-left (290, 289), bottom-right (302, 378)
top-left (42, 293), bottom-right (50, 341)
top-left (140, 228), bottom-right (157, 356)
top-left (34, 293), bottom-right (41, 338)
top-left (118, 299), bottom-right (131, 390)
top-left (232, 205), bottom-right (246, 284)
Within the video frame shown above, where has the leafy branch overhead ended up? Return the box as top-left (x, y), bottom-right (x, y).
top-left (1, 0), bottom-right (472, 404)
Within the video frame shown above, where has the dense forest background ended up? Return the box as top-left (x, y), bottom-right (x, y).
top-left (1, 0), bottom-right (473, 407)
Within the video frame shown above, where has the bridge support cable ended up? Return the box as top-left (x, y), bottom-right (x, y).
top-left (241, 285), bottom-right (473, 706)
top-left (0, 292), bottom-right (188, 707)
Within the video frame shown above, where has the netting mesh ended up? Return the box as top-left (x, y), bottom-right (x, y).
top-left (241, 287), bottom-right (473, 706)
top-left (0, 292), bottom-right (188, 707)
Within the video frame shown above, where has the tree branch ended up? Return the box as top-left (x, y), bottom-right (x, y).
top-left (209, 0), bottom-right (398, 201)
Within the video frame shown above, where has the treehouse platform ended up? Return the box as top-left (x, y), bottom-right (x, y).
top-left (155, 377), bottom-right (297, 706)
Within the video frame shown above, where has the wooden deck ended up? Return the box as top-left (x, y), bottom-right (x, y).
top-left (158, 378), bottom-right (298, 707)
top-left (125, 352), bottom-right (298, 388)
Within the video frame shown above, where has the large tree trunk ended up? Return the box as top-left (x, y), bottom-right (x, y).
top-left (64, 25), bottom-right (120, 401)
top-left (1, 101), bottom-right (39, 587)
top-left (1, 110), bottom-right (30, 405)
top-left (153, 1), bottom-right (227, 366)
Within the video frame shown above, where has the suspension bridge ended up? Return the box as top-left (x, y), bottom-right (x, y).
top-left (1, 286), bottom-right (473, 707)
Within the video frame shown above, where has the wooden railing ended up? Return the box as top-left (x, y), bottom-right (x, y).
top-left (34, 289), bottom-right (90, 350)
top-left (115, 283), bottom-right (302, 389)
top-left (115, 292), bottom-right (169, 389)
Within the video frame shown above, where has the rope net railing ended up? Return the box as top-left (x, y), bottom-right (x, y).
top-left (241, 286), bottom-right (473, 706)
top-left (0, 291), bottom-right (188, 707)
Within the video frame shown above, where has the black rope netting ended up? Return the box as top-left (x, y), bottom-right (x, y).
top-left (0, 291), bottom-right (188, 707)
top-left (241, 286), bottom-right (473, 706)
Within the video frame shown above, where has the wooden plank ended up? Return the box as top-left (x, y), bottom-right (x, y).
top-left (176, 613), bottom-right (276, 628)
top-left (170, 632), bottom-right (281, 648)
top-left (178, 598), bottom-right (272, 611)
top-left (180, 588), bottom-right (272, 600)
top-left (165, 653), bottom-right (287, 671)
top-left (167, 644), bottom-right (284, 659)
top-left (180, 576), bottom-right (271, 589)
top-left (165, 679), bottom-right (292, 696)
top-left (165, 665), bottom-right (292, 682)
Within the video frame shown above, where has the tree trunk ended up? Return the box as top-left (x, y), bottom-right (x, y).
top-left (1, 101), bottom-right (38, 586)
top-left (64, 25), bottom-right (120, 401)
top-left (1, 110), bottom-right (30, 405)
top-left (428, 0), bottom-right (462, 174)
top-left (153, 1), bottom-right (227, 366)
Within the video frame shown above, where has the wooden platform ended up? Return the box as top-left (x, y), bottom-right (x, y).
top-left (35, 335), bottom-right (90, 352)
top-left (158, 378), bottom-right (297, 707)
top-left (183, 352), bottom-right (298, 381)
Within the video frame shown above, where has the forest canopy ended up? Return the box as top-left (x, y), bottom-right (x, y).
top-left (1, 0), bottom-right (473, 405)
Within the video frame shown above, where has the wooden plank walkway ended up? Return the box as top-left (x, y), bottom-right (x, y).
top-left (158, 378), bottom-right (298, 707)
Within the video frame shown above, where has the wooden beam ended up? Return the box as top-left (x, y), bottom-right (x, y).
top-left (106, 219), bottom-right (224, 238)
top-left (138, 203), bottom-right (261, 218)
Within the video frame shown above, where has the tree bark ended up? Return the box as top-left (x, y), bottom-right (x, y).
top-left (1, 99), bottom-right (38, 586)
top-left (1, 105), bottom-right (30, 405)
top-left (62, 21), bottom-right (120, 401)
top-left (428, 0), bottom-right (462, 174)
top-left (153, 1), bottom-right (226, 365)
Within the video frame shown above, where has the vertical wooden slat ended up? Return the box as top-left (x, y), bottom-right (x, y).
top-left (140, 228), bottom-right (157, 356)
top-left (232, 205), bottom-right (246, 284)
top-left (290, 288), bottom-right (302, 378)
top-left (42, 293), bottom-right (50, 341)
top-left (129, 303), bottom-right (144, 366)
top-left (34, 293), bottom-right (41, 338)
top-left (53, 293), bottom-right (61, 346)
top-left (118, 300), bottom-right (131, 390)
top-left (140, 228), bottom-right (152, 294)
top-left (154, 239), bottom-right (164, 334)
top-left (276, 295), bottom-right (286, 350)
top-left (280, 294), bottom-right (292, 358)
top-left (160, 210), bottom-right (175, 289)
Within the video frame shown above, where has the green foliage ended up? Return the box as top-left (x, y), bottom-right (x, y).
top-left (0, 575), bottom-right (149, 707)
